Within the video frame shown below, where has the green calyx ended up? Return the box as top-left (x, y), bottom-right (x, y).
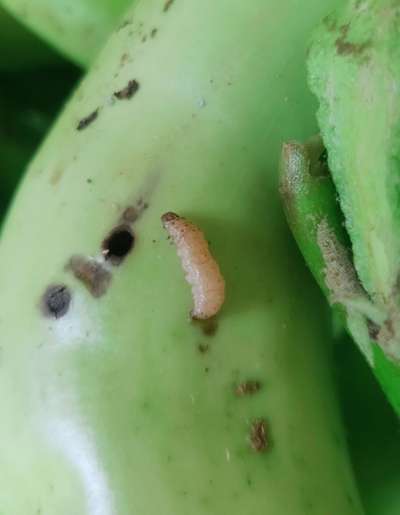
top-left (308, 0), bottom-right (400, 365)
top-left (280, 134), bottom-right (400, 414)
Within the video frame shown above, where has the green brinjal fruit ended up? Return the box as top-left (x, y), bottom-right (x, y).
top-left (0, 1), bottom-right (362, 514)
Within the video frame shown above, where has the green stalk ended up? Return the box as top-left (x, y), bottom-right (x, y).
top-left (0, 0), bottom-right (362, 514)
top-left (306, 0), bottom-right (400, 413)
top-left (280, 136), bottom-right (400, 514)
top-left (0, 0), bottom-right (132, 66)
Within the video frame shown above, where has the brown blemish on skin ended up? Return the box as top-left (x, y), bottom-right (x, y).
top-left (121, 206), bottom-right (139, 223)
top-left (102, 225), bottom-right (135, 265)
top-left (163, 0), bottom-right (174, 12)
top-left (117, 19), bottom-right (132, 31)
top-left (41, 284), bottom-right (72, 319)
top-left (150, 28), bottom-right (158, 38)
top-left (235, 380), bottom-right (262, 397)
top-left (250, 419), bottom-right (268, 452)
top-left (120, 53), bottom-right (130, 65)
top-left (68, 256), bottom-right (111, 297)
top-left (76, 109), bottom-right (99, 131)
top-left (141, 35), bottom-right (147, 43)
top-left (335, 23), bottom-right (371, 57)
top-left (114, 80), bottom-right (139, 100)
top-left (198, 343), bottom-right (209, 354)
top-left (50, 167), bottom-right (64, 186)
top-left (193, 316), bottom-right (219, 336)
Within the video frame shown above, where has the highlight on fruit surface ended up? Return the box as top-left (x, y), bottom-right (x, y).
top-left (0, 0), bottom-right (363, 513)
top-left (161, 212), bottom-right (225, 320)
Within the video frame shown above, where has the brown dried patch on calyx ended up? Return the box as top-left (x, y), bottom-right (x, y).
top-left (335, 23), bottom-right (371, 57)
top-left (161, 212), bottom-right (225, 320)
top-left (317, 218), bottom-right (363, 304)
top-left (67, 255), bottom-right (111, 297)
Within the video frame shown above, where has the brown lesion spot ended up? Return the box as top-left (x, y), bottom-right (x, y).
top-left (250, 419), bottom-right (269, 452)
top-left (235, 380), bottom-right (261, 397)
top-left (198, 343), bottom-right (209, 354)
top-left (193, 317), bottom-right (219, 336)
top-left (114, 79), bottom-right (139, 100)
top-left (76, 109), bottom-right (99, 131)
top-left (163, 0), bottom-right (174, 12)
top-left (67, 256), bottom-right (112, 297)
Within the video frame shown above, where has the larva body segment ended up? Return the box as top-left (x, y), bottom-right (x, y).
top-left (161, 212), bottom-right (225, 320)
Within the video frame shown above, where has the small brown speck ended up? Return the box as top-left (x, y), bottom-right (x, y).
top-left (76, 109), bottom-right (99, 131)
top-left (367, 319), bottom-right (380, 341)
top-left (198, 343), bottom-right (209, 354)
top-left (117, 19), bottom-right (132, 31)
top-left (150, 28), bottom-right (158, 38)
top-left (86, 178), bottom-right (93, 184)
top-left (250, 419), bottom-right (268, 452)
top-left (203, 317), bottom-right (218, 336)
top-left (120, 52), bottom-right (130, 65)
top-left (114, 79), bottom-right (140, 100)
top-left (163, 0), bottom-right (174, 12)
top-left (235, 380), bottom-right (261, 397)
top-left (141, 35), bottom-right (147, 43)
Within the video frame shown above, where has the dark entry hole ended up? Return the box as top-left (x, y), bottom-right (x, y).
top-left (102, 225), bottom-right (135, 265)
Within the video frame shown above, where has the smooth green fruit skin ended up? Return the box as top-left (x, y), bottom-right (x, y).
top-left (308, 0), bottom-right (400, 414)
top-left (0, 0), bottom-right (131, 66)
top-left (0, 1), bottom-right (362, 514)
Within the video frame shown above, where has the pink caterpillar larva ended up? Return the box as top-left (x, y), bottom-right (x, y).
top-left (161, 212), bottom-right (225, 320)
